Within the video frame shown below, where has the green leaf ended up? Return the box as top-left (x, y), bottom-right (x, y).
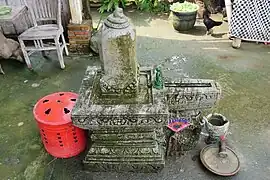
top-left (121, 0), bottom-right (126, 8)
top-left (99, 5), bottom-right (107, 13)
top-left (107, 1), bottom-right (114, 11)
top-left (113, 1), bottom-right (118, 9)
top-left (153, 0), bottom-right (158, 7)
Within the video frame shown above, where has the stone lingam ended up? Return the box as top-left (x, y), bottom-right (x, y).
top-left (72, 7), bottom-right (221, 173)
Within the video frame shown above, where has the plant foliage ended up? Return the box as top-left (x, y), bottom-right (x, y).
top-left (97, 0), bottom-right (170, 13)
top-left (99, 0), bottom-right (127, 13)
top-left (136, 0), bottom-right (169, 12)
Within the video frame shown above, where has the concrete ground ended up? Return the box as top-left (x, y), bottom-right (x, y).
top-left (0, 9), bottom-right (270, 180)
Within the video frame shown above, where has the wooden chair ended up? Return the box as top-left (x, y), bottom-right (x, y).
top-left (18, 0), bottom-right (68, 69)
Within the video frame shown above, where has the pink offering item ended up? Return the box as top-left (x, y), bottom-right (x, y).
top-left (167, 118), bottom-right (191, 133)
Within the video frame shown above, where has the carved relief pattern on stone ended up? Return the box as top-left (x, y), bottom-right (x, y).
top-left (91, 131), bottom-right (156, 141)
top-left (84, 126), bottom-right (165, 173)
top-left (165, 93), bottom-right (218, 106)
top-left (87, 146), bottom-right (161, 156)
top-left (73, 114), bottom-right (168, 128)
top-left (164, 80), bottom-right (221, 111)
top-left (83, 163), bottom-right (164, 173)
top-left (168, 110), bottom-right (201, 125)
top-left (100, 76), bottom-right (138, 95)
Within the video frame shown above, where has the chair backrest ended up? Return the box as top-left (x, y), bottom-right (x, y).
top-left (23, 0), bottom-right (62, 27)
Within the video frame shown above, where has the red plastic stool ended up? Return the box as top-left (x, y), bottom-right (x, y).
top-left (33, 92), bottom-right (86, 158)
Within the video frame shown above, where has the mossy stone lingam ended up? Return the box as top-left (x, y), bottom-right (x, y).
top-left (99, 7), bottom-right (139, 97)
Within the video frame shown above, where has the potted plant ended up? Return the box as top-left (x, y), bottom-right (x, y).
top-left (170, 1), bottom-right (199, 31)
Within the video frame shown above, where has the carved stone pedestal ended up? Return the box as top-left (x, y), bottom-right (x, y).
top-left (72, 66), bottom-right (168, 172)
top-left (164, 79), bottom-right (221, 156)
top-left (72, 8), bottom-right (222, 172)
top-left (84, 127), bottom-right (165, 172)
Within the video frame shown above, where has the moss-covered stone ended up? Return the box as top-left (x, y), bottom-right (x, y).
top-left (98, 8), bottom-right (138, 97)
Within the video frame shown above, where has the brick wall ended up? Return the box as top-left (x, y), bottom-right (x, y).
top-left (68, 20), bottom-right (92, 54)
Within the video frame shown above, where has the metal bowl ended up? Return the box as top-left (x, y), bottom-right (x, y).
top-left (200, 144), bottom-right (241, 176)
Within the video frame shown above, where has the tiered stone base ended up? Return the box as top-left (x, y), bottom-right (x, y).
top-left (68, 20), bottom-right (92, 54)
top-left (84, 127), bottom-right (165, 172)
top-left (72, 66), bottom-right (169, 172)
top-left (72, 66), bottom-right (222, 171)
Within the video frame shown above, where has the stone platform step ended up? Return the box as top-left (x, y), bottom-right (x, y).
top-left (85, 156), bottom-right (164, 162)
top-left (92, 140), bottom-right (157, 147)
top-left (91, 131), bottom-right (156, 141)
top-left (83, 160), bottom-right (165, 173)
top-left (87, 145), bottom-right (163, 155)
top-left (85, 152), bottom-right (164, 159)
